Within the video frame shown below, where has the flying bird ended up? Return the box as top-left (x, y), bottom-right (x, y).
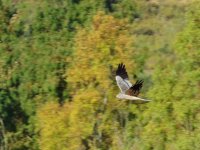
top-left (115, 63), bottom-right (151, 103)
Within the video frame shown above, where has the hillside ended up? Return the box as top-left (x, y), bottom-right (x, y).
top-left (0, 0), bottom-right (199, 149)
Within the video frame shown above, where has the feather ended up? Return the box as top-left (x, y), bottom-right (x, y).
top-left (116, 63), bottom-right (129, 79)
top-left (115, 76), bottom-right (131, 93)
top-left (125, 80), bottom-right (143, 96)
top-left (116, 93), bottom-right (151, 103)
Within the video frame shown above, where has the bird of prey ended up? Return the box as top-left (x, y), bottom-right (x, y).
top-left (115, 63), bottom-right (151, 103)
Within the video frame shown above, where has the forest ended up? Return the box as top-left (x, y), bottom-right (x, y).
top-left (0, 0), bottom-right (200, 150)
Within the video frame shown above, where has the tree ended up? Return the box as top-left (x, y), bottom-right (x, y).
top-left (136, 2), bottom-right (200, 149)
top-left (37, 13), bottom-right (137, 150)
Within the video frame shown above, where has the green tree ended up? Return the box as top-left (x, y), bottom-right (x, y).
top-left (136, 2), bottom-right (200, 150)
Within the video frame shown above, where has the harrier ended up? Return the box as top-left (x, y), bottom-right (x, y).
top-left (115, 63), bottom-right (151, 103)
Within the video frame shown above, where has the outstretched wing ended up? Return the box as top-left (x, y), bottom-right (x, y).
top-left (125, 80), bottom-right (143, 96)
top-left (115, 63), bottom-right (132, 93)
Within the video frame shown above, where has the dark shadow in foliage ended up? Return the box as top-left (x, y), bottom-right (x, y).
top-left (0, 88), bottom-right (28, 132)
top-left (56, 76), bottom-right (67, 106)
top-left (105, 0), bottom-right (117, 12)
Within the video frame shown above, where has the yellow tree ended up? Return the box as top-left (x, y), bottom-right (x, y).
top-left (66, 12), bottom-right (136, 150)
top-left (36, 102), bottom-right (70, 150)
top-left (37, 12), bottom-right (137, 150)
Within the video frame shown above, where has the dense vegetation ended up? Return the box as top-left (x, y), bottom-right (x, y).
top-left (0, 0), bottom-right (199, 149)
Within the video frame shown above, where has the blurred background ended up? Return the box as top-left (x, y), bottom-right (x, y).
top-left (0, 0), bottom-right (199, 149)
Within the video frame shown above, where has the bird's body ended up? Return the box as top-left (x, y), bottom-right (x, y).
top-left (115, 63), bottom-right (151, 103)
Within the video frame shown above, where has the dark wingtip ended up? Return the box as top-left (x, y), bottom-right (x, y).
top-left (130, 80), bottom-right (144, 91)
top-left (116, 63), bottom-right (128, 79)
top-left (128, 80), bottom-right (143, 96)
